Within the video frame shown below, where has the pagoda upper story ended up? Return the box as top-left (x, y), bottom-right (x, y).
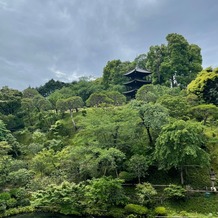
top-left (123, 68), bottom-right (152, 98)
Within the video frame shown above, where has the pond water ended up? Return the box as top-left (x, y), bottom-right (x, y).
top-left (8, 212), bottom-right (80, 218)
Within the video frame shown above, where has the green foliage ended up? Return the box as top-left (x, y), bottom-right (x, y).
top-left (84, 177), bottom-right (127, 215)
top-left (22, 87), bottom-right (40, 98)
top-left (2, 206), bottom-right (34, 217)
top-left (124, 204), bottom-right (148, 215)
top-left (187, 67), bottom-right (218, 105)
top-left (163, 33), bottom-right (202, 87)
top-left (76, 106), bottom-right (141, 153)
top-left (146, 34), bottom-right (202, 87)
top-left (97, 147), bottom-right (126, 176)
top-left (0, 193), bottom-right (11, 201)
top-left (106, 91), bottom-right (126, 105)
top-left (127, 155), bottom-right (149, 183)
top-left (119, 171), bottom-right (135, 182)
top-left (0, 188), bottom-right (30, 214)
top-left (0, 120), bottom-right (20, 157)
top-left (136, 84), bottom-right (158, 103)
top-left (10, 188), bottom-right (30, 207)
top-left (32, 181), bottom-right (83, 215)
top-left (139, 103), bottom-right (169, 130)
top-left (36, 79), bottom-right (68, 97)
top-left (137, 102), bottom-right (169, 145)
top-left (49, 120), bottom-right (71, 138)
top-left (158, 95), bottom-right (190, 118)
top-left (65, 96), bottom-right (84, 111)
top-left (0, 86), bottom-right (22, 116)
top-left (8, 169), bottom-right (34, 186)
top-left (107, 207), bottom-right (126, 218)
top-left (154, 206), bottom-right (167, 216)
top-left (102, 60), bottom-right (134, 89)
top-left (86, 92), bottom-right (113, 107)
top-left (30, 149), bottom-right (58, 176)
top-left (146, 44), bottom-right (167, 85)
top-left (0, 36), bottom-right (217, 218)
top-left (6, 198), bottom-right (17, 209)
top-left (189, 104), bottom-right (218, 125)
top-left (135, 182), bottom-right (157, 205)
top-left (134, 54), bottom-right (147, 70)
top-left (164, 184), bottom-right (186, 200)
top-left (155, 120), bottom-right (210, 170)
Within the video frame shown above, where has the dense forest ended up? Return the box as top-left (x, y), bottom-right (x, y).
top-left (0, 33), bottom-right (218, 218)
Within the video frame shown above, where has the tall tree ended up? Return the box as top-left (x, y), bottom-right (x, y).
top-left (187, 67), bottom-right (218, 106)
top-left (134, 53), bottom-right (147, 70)
top-left (76, 106), bottom-right (140, 154)
top-left (66, 96), bottom-right (84, 130)
top-left (86, 92), bottom-right (113, 107)
top-left (102, 60), bottom-right (134, 89)
top-left (157, 95), bottom-right (190, 119)
top-left (0, 120), bottom-right (20, 157)
top-left (145, 34), bottom-right (202, 87)
top-left (189, 104), bottom-right (218, 125)
top-left (127, 154), bottom-right (149, 183)
top-left (36, 79), bottom-right (68, 97)
top-left (137, 102), bottom-right (169, 145)
top-left (84, 177), bottom-right (126, 214)
top-left (154, 120), bottom-right (210, 184)
top-left (146, 45), bottom-right (167, 85)
top-left (161, 33), bottom-right (202, 87)
top-left (0, 86), bottom-right (22, 115)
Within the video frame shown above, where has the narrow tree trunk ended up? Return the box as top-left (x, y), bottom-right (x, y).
top-left (146, 127), bottom-right (153, 145)
top-left (115, 168), bottom-right (119, 178)
top-left (104, 167), bottom-right (107, 176)
top-left (180, 166), bottom-right (184, 185)
top-left (203, 116), bottom-right (208, 125)
top-left (138, 175), bottom-right (141, 184)
top-left (113, 126), bottom-right (119, 146)
top-left (70, 109), bottom-right (77, 130)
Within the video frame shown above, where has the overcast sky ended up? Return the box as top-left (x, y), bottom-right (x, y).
top-left (0, 0), bottom-right (218, 90)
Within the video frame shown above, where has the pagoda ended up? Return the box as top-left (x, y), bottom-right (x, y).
top-left (123, 68), bottom-right (152, 98)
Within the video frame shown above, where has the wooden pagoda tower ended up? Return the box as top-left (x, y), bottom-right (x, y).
top-left (123, 68), bottom-right (152, 98)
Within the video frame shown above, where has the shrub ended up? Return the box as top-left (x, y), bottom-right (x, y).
top-left (6, 198), bottom-right (17, 208)
top-left (154, 206), bottom-right (167, 216)
top-left (126, 214), bottom-right (138, 218)
top-left (10, 188), bottom-right (30, 207)
top-left (108, 207), bottom-right (126, 218)
top-left (3, 206), bottom-right (34, 217)
top-left (164, 184), bottom-right (186, 200)
top-left (119, 171), bottom-right (135, 182)
top-left (0, 202), bottom-right (6, 214)
top-left (136, 182), bottom-right (157, 206)
top-left (125, 204), bottom-right (148, 215)
top-left (0, 193), bottom-right (11, 201)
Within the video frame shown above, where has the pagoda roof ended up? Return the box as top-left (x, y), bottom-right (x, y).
top-left (124, 68), bottom-right (151, 76)
top-left (123, 89), bottom-right (137, 96)
top-left (123, 79), bottom-right (151, 85)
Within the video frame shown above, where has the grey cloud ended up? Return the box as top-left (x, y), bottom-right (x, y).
top-left (0, 0), bottom-right (218, 90)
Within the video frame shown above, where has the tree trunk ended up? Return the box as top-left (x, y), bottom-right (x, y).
top-left (180, 166), bottom-right (184, 185)
top-left (113, 126), bottom-right (119, 146)
top-left (138, 175), bottom-right (141, 184)
top-left (146, 127), bottom-right (153, 145)
top-left (115, 168), bottom-right (119, 178)
top-left (70, 109), bottom-right (77, 130)
top-left (203, 116), bottom-right (208, 125)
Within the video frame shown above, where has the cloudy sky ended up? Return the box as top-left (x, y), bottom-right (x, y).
top-left (0, 0), bottom-right (218, 90)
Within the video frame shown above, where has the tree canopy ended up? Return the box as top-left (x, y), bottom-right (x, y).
top-left (187, 67), bottom-right (218, 105)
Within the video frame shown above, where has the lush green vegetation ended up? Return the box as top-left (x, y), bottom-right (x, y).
top-left (0, 33), bottom-right (218, 218)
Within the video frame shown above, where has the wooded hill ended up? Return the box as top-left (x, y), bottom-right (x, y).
top-left (0, 33), bottom-right (218, 217)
